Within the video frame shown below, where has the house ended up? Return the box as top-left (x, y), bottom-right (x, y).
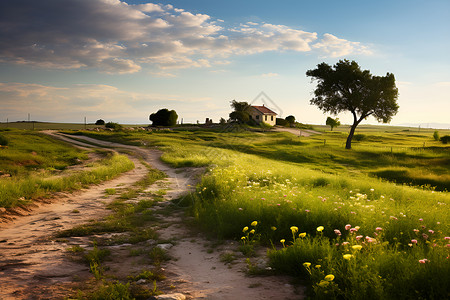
top-left (248, 105), bottom-right (277, 126)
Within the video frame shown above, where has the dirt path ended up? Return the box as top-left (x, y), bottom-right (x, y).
top-left (0, 133), bottom-right (303, 299)
top-left (272, 126), bottom-right (321, 137)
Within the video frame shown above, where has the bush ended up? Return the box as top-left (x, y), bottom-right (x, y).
top-left (105, 122), bottom-right (123, 131)
top-left (353, 134), bottom-right (366, 141)
top-left (95, 119), bottom-right (105, 125)
top-left (276, 118), bottom-right (288, 126)
top-left (149, 109), bottom-right (178, 126)
top-left (440, 135), bottom-right (450, 144)
top-left (0, 134), bottom-right (8, 146)
top-left (433, 131), bottom-right (440, 141)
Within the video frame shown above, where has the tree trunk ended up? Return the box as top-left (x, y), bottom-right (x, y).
top-left (345, 123), bottom-right (357, 149)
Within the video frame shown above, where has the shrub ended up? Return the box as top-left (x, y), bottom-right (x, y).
top-left (353, 134), bottom-right (366, 141)
top-left (105, 122), bottom-right (123, 131)
top-left (95, 119), bottom-right (105, 125)
top-left (0, 134), bottom-right (8, 146)
top-left (433, 131), bottom-right (440, 141)
top-left (276, 118), bottom-right (288, 126)
top-left (440, 135), bottom-right (450, 144)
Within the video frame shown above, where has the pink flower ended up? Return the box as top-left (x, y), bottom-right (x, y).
top-left (444, 237), bottom-right (450, 240)
top-left (345, 224), bottom-right (351, 230)
top-left (390, 216), bottom-right (398, 220)
top-left (411, 239), bottom-right (418, 244)
top-left (334, 229), bottom-right (342, 236)
top-left (419, 259), bottom-right (427, 264)
top-left (422, 233), bottom-right (429, 240)
top-left (350, 228), bottom-right (358, 233)
top-left (342, 242), bottom-right (349, 246)
top-left (419, 218), bottom-right (423, 221)
top-left (413, 229), bottom-right (419, 233)
top-left (376, 227), bottom-right (383, 231)
top-left (305, 209), bottom-right (310, 213)
top-left (356, 235), bottom-right (363, 241)
top-left (428, 230), bottom-right (434, 234)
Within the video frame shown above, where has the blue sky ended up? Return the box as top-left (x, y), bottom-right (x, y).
top-left (1, 0), bottom-right (449, 127)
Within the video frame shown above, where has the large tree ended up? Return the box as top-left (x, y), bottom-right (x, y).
top-left (149, 108), bottom-right (178, 126)
top-left (306, 60), bottom-right (399, 149)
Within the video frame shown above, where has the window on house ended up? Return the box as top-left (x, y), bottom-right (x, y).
top-left (265, 115), bottom-right (267, 121)
top-left (271, 116), bottom-right (273, 121)
top-left (256, 115), bottom-right (259, 119)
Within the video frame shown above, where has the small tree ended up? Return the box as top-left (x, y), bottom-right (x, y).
top-left (433, 131), bottom-right (440, 141)
top-left (0, 134), bottom-right (8, 146)
top-left (219, 117), bottom-right (226, 125)
top-left (149, 109), bottom-right (178, 126)
top-left (285, 115), bottom-right (296, 126)
top-left (307, 60), bottom-right (399, 149)
top-left (95, 119), bottom-right (105, 125)
top-left (105, 122), bottom-right (122, 131)
top-left (229, 100), bottom-right (250, 124)
top-left (326, 117), bottom-right (341, 131)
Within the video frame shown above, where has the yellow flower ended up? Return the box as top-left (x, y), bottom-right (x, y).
top-left (315, 265), bottom-right (321, 269)
top-left (299, 232), bottom-right (307, 238)
top-left (280, 239), bottom-right (285, 244)
top-left (352, 245), bottom-right (363, 251)
top-left (249, 229), bottom-right (255, 234)
top-left (324, 274), bottom-right (335, 281)
top-left (318, 280), bottom-right (330, 287)
top-left (242, 226), bottom-right (249, 233)
top-left (317, 226), bottom-right (324, 232)
top-left (290, 226), bottom-right (299, 233)
top-left (241, 236), bottom-right (246, 240)
top-left (271, 226), bottom-right (277, 231)
top-left (251, 221), bottom-right (258, 227)
top-left (343, 254), bottom-right (353, 260)
top-left (303, 262), bottom-right (311, 268)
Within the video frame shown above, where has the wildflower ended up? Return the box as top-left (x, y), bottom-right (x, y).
top-left (345, 224), bottom-right (351, 230)
top-left (318, 280), bottom-right (330, 287)
top-left (408, 243), bottom-right (413, 247)
top-left (411, 239), bottom-right (418, 244)
top-left (317, 226), bottom-right (324, 232)
top-left (250, 229), bottom-right (255, 234)
top-left (413, 229), bottom-right (419, 233)
top-left (303, 262), bottom-right (311, 268)
top-left (428, 230), bottom-right (434, 234)
top-left (290, 226), bottom-right (299, 233)
top-left (356, 235), bottom-right (363, 241)
top-left (251, 221), bottom-right (258, 227)
top-left (299, 232), bottom-right (306, 238)
top-left (271, 226), bottom-right (277, 231)
top-left (315, 265), bottom-right (321, 269)
top-left (241, 236), bottom-right (246, 240)
top-left (445, 237), bottom-right (450, 240)
top-left (419, 218), bottom-right (423, 221)
top-left (376, 227), bottom-right (383, 231)
top-left (242, 227), bottom-right (249, 233)
top-left (305, 209), bottom-right (310, 213)
top-left (390, 216), bottom-right (398, 220)
top-left (422, 233), bottom-right (429, 240)
top-left (343, 254), bottom-right (353, 260)
top-left (370, 188), bottom-right (374, 192)
top-left (352, 245), bottom-right (363, 251)
top-left (334, 229), bottom-right (342, 236)
top-left (342, 242), bottom-right (349, 246)
top-left (238, 208), bottom-right (243, 211)
top-left (355, 226), bottom-right (360, 230)
top-left (418, 259), bottom-right (428, 264)
top-left (350, 228), bottom-right (358, 233)
top-left (324, 274), bottom-right (335, 281)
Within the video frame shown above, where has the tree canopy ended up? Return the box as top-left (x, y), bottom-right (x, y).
top-left (307, 60), bottom-right (399, 149)
top-left (149, 108), bottom-right (178, 126)
top-left (229, 100), bottom-right (250, 123)
top-left (326, 116), bottom-right (340, 131)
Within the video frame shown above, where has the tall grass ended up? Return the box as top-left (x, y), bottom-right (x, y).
top-left (0, 153), bottom-right (134, 207)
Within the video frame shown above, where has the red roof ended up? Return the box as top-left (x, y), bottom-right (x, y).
top-left (251, 105), bottom-right (277, 115)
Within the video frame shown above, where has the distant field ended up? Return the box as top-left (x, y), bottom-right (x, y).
top-left (0, 122), bottom-right (151, 130)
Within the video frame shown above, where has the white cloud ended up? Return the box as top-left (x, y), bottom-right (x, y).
top-left (0, 1), bottom-right (372, 74)
top-left (312, 33), bottom-right (372, 57)
top-left (434, 81), bottom-right (450, 87)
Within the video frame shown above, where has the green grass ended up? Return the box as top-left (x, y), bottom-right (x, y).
top-left (55, 126), bottom-right (450, 299)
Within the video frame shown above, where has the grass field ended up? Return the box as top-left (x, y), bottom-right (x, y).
top-left (72, 125), bottom-right (449, 299)
top-left (0, 128), bottom-right (134, 207)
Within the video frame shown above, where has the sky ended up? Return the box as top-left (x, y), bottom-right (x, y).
top-left (0, 0), bottom-right (449, 127)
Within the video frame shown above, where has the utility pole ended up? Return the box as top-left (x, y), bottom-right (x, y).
top-left (84, 116), bottom-right (87, 130)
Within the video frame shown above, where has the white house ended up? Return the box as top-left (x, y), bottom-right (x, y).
top-left (248, 105), bottom-right (277, 126)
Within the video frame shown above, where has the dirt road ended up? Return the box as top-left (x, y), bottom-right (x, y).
top-left (0, 133), bottom-right (302, 299)
top-left (272, 126), bottom-right (321, 137)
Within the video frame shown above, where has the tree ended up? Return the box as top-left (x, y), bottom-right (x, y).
top-left (105, 122), bottom-right (122, 131)
top-left (95, 119), bottom-right (105, 125)
top-left (149, 108), bottom-right (178, 126)
top-left (307, 60), bottom-right (399, 149)
top-left (229, 100), bottom-right (250, 123)
top-left (285, 115), bottom-right (296, 126)
top-left (326, 116), bottom-right (340, 131)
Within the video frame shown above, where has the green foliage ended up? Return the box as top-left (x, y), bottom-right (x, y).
top-left (229, 100), bottom-right (250, 123)
top-left (105, 122), bottom-right (123, 131)
top-left (433, 130), bottom-right (440, 141)
top-left (95, 119), bottom-right (105, 125)
top-left (149, 108), bottom-right (178, 126)
top-left (326, 116), bottom-right (341, 131)
top-left (307, 60), bottom-right (399, 149)
top-left (276, 118), bottom-right (288, 126)
top-left (440, 135), bottom-right (450, 144)
top-left (0, 134), bottom-right (8, 146)
top-left (285, 115), bottom-right (296, 125)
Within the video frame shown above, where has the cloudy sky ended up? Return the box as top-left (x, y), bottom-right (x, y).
top-left (1, 0), bottom-right (449, 127)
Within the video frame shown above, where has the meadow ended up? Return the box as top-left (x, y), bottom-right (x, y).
top-left (73, 124), bottom-right (449, 299)
top-left (0, 128), bottom-right (134, 207)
